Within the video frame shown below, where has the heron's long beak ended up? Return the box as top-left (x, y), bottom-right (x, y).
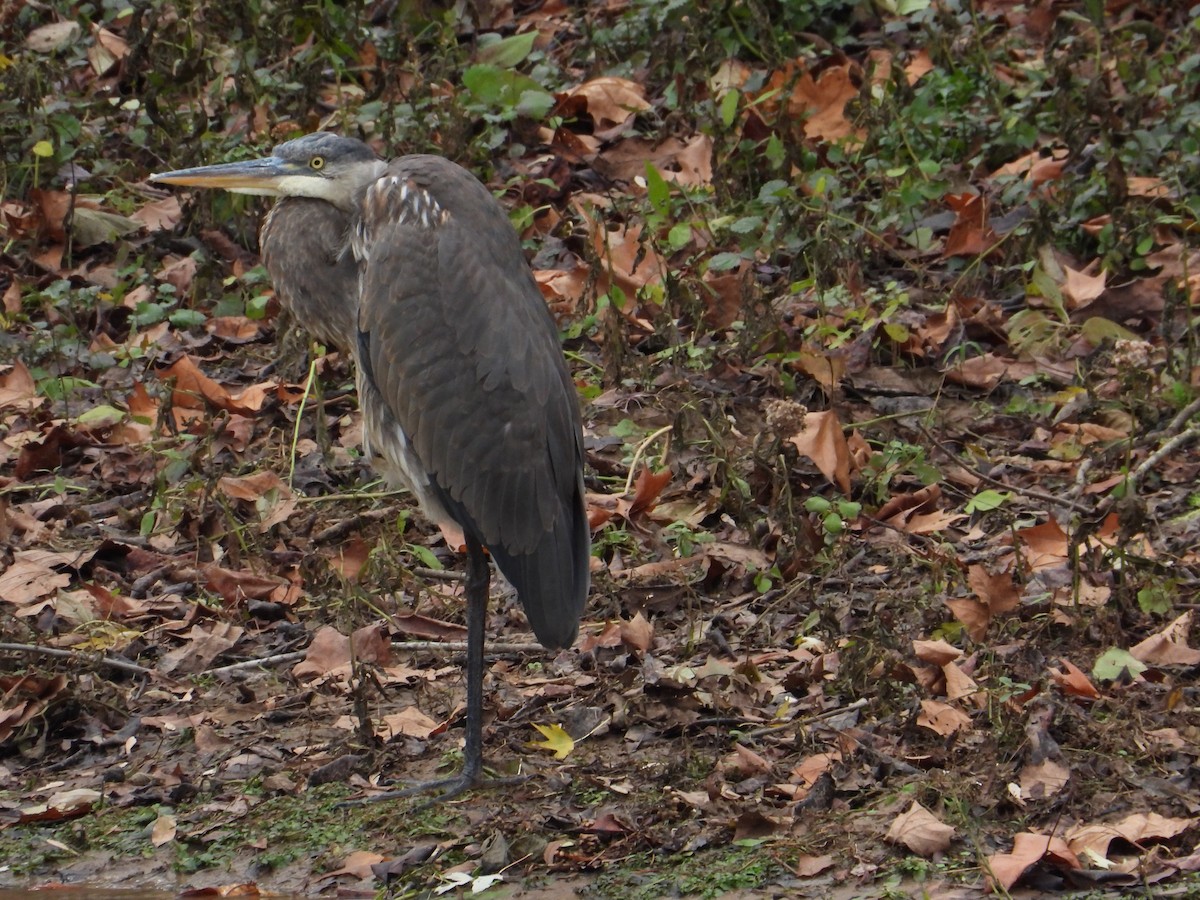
top-left (149, 156), bottom-right (304, 196)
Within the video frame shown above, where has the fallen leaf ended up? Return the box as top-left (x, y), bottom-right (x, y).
top-left (527, 722), bottom-right (575, 760)
top-left (1019, 758), bottom-right (1071, 801)
top-left (885, 801), bottom-right (955, 856)
top-left (917, 699), bottom-right (972, 736)
top-left (1129, 611), bottom-right (1200, 666)
top-left (986, 833), bottom-right (1080, 893)
top-left (785, 409), bottom-right (852, 494)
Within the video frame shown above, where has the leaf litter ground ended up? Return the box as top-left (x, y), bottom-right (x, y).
top-left (2, 0), bottom-right (1200, 896)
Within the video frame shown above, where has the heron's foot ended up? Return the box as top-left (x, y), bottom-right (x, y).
top-left (335, 771), bottom-right (530, 810)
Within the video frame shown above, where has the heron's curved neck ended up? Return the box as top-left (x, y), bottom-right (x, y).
top-left (341, 160), bottom-right (389, 212)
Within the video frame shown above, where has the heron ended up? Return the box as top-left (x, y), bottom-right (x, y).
top-left (150, 133), bottom-right (590, 801)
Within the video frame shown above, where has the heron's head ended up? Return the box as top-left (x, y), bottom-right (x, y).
top-left (150, 133), bottom-right (385, 212)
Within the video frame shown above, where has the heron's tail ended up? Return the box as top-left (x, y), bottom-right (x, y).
top-left (488, 476), bottom-right (589, 650)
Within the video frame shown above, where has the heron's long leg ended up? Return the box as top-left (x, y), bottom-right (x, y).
top-left (460, 533), bottom-right (488, 782)
top-left (336, 535), bottom-right (527, 808)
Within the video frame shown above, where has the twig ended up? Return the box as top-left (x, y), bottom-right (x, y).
top-left (0, 642), bottom-right (158, 678)
top-left (622, 424), bottom-right (673, 496)
top-left (1129, 422), bottom-right (1200, 487)
top-left (390, 640), bottom-right (543, 654)
top-left (206, 651), bottom-right (307, 676)
top-left (312, 507), bottom-right (394, 543)
top-left (918, 425), bottom-right (1094, 515)
top-left (201, 639), bottom-right (544, 677)
top-left (412, 566), bottom-right (462, 582)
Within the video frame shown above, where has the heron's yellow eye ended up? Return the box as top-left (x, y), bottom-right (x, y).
top-left (310, 156), bottom-right (325, 171)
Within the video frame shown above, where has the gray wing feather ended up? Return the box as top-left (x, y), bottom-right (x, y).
top-left (355, 156), bottom-right (588, 647)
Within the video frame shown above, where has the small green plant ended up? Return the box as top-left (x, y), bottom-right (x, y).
top-left (804, 496), bottom-right (861, 542)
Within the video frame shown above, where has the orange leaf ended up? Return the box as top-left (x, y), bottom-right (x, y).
top-left (785, 409), bottom-right (851, 494)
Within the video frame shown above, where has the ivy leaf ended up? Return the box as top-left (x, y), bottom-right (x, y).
top-left (1092, 647), bottom-right (1146, 682)
top-left (476, 31), bottom-right (536, 67)
top-left (965, 489), bottom-right (1010, 513)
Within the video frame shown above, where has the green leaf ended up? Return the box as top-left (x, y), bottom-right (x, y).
top-left (76, 404), bottom-right (126, 426)
top-left (718, 88), bottom-right (740, 128)
top-left (708, 252), bottom-right (744, 272)
top-left (32, 140), bottom-right (54, 158)
top-left (730, 215), bottom-right (764, 234)
top-left (1092, 647), bottom-right (1146, 682)
top-left (965, 489), bottom-right (1010, 513)
top-left (667, 223), bottom-right (692, 250)
top-left (644, 163), bottom-right (670, 216)
top-left (1079, 316), bottom-right (1139, 346)
top-left (516, 89), bottom-right (555, 119)
top-left (409, 543), bottom-right (442, 570)
top-left (1136, 585), bottom-right (1172, 616)
top-left (462, 65), bottom-right (545, 111)
top-left (476, 31), bottom-right (537, 67)
top-left (169, 309), bottom-right (206, 329)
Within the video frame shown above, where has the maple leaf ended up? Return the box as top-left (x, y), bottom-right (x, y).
top-left (527, 723), bottom-right (575, 760)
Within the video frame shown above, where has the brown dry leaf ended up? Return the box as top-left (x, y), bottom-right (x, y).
top-left (376, 707), bottom-right (440, 740)
top-left (0, 553), bottom-right (73, 607)
top-left (1129, 611), bottom-right (1200, 666)
top-left (943, 662), bottom-right (979, 703)
top-left (1066, 812), bottom-right (1197, 861)
top-left (626, 467), bottom-right (672, 517)
top-left (784, 409), bottom-right (851, 494)
top-left (767, 59), bottom-right (863, 144)
top-left (720, 744), bottom-right (773, 779)
top-left (620, 611), bottom-right (654, 652)
top-left (1062, 263), bottom-right (1106, 310)
top-left (0, 674), bottom-right (69, 745)
top-left (592, 219), bottom-right (667, 299)
top-left (885, 801), bottom-right (955, 856)
top-left (328, 537), bottom-right (372, 581)
top-left (913, 639), bottom-right (961, 666)
top-left (557, 76), bottom-right (650, 131)
top-left (986, 833), bottom-right (1080, 893)
top-left (943, 192), bottom-right (996, 258)
top-left (133, 195), bottom-right (183, 231)
top-left (991, 148), bottom-right (1069, 187)
top-left (352, 622), bottom-right (392, 666)
top-left (792, 855), bottom-right (836, 877)
top-left (534, 263), bottom-right (589, 319)
top-left (701, 261), bottom-right (749, 330)
top-left (204, 564), bottom-right (290, 605)
top-left (791, 348), bottom-right (848, 390)
top-left (1127, 177), bottom-right (1173, 199)
top-left (594, 135), bottom-right (714, 187)
top-left (1016, 519), bottom-right (1069, 571)
top-left (733, 809), bottom-right (783, 841)
top-left (322, 850), bottom-right (386, 880)
top-left (1048, 658), bottom-right (1100, 700)
top-left (217, 471), bottom-right (297, 530)
top-left (217, 471), bottom-right (287, 503)
top-left (917, 699), bottom-right (972, 736)
top-left (391, 612), bottom-right (468, 642)
top-left (293, 625), bottom-right (351, 679)
top-left (150, 813), bottom-right (178, 847)
top-left (158, 623), bottom-right (244, 675)
top-left (208, 316), bottom-right (268, 343)
top-left (1019, 758), bottom-right (1071, 801)
top-left (969, 563), bottom-right (1019, 615)
top-left (0, 360), bottom-right (44, 413)
top-left (162, 354), bottom-right (234, 411)
top-left (943, 353), bottom-right (1013, 390)
top-left (904, 49), bottom-right (934, 84)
